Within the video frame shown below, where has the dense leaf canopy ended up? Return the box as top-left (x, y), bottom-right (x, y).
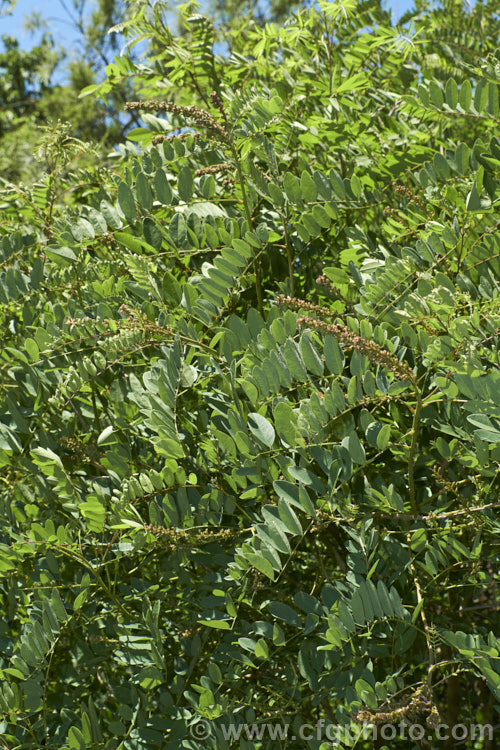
top-left (0, 0), bottom-right (499, 748)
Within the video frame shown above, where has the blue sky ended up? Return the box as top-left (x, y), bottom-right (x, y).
top-left (1, 0), bottom-right (417, 59)
top-left (1, 0), bottom-right (83, 45)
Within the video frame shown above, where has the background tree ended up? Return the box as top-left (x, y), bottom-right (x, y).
top-left (0, 0), bottom-right (304, 187)
top-left (0, 0), bottom-right (142, 184)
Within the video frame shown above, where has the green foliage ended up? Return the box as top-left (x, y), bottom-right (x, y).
top-left (0, 0), bottom-right (500, 747)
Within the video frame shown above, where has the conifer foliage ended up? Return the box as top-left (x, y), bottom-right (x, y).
top-left (0, 0), bottom-right (499, 747)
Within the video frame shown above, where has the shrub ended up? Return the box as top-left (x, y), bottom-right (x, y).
top-left (0, 1), bottom-right (499, 747)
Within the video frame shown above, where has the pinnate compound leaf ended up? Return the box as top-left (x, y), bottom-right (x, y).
top-left (248, 412), bottom-right (275, 447)
top-left (117, 181), bottom-right (137, 221)
top-left (198, 619), bottom-right (231, 630)
top-left (45, 246), bottom-right (77, 266)
top-left (267, 601), bottom-right (301, 627)
top-left (466, 183), bottom-right (481, 212)
top-left (274, 480), bottom-right (315, 516)
top-left (155, 169), bottom-right (173, 204)
top-left (273, 401), bottom-right (297, 444)
top-left (283, 172), bottom-right (302, 203)
top-left (178, 166), bottom-right (194, 202)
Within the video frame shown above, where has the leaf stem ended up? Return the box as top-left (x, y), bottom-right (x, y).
top-left (405, 381), bottom-right (435, 690)
top-left (283, 220), bottom-right (295, 296)
top-left (408, 383), bottom-right (422, 515)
